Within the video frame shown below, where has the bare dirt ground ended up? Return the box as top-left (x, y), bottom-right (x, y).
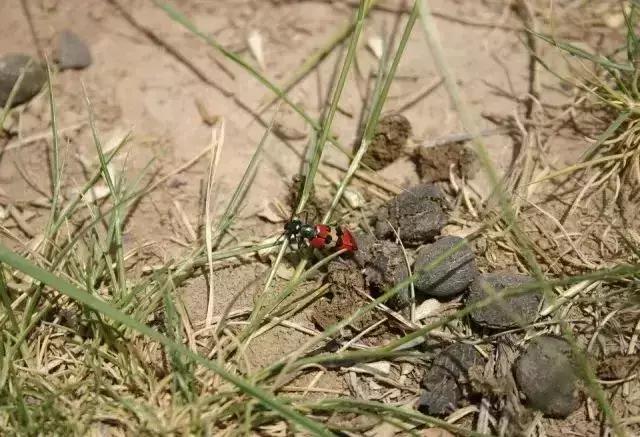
top-left (1, 0), bottom-right (533, 249)
top-left (1, 0), bottom-right (638, 435)
top-left (1, 0), bottom-right (535, 359)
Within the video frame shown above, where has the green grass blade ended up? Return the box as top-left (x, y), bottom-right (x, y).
top-left (83, 88), bottom-right (126, 294)
top-left (45, 62), bottom-right (62, 232)
top-left (252, 0), bottom-right (370, 322)
top-left (163, 273), bottom-right (195, 401)
top-left (581, 110), bottom-right (630, 162)
top-left (623, 2), bottom-right (639, 64)
top-left (301, 398), bottom-right (490, 437)
top-left (419, 2), bottom-right (622, 432)
top-left (52, 133), bottom-right (130, 234)
top-left (214, 111), bottom-right (275, 247)
top-left (297, 1), bottom-right (368, 214)
top-left (530, 30), bottom-right (633, 72)
top-left (324, 1), bottom-right (419, 222)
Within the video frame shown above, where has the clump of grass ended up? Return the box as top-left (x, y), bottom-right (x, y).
top-left (531, 3), bottom-right (640, 216)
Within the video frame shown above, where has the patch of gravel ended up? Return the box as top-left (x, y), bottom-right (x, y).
top-left (514, 336), bottom-right (581, 418)
top-left (413, 236), bottom-right (478, 298)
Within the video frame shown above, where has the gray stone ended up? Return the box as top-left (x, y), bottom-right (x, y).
top-left (0, 54), bottom-right (46, 108)
top-left (363, 240), bottom-right (411, 310)
top-left (414, 236), bottom-right (478, 298)
top-left (419, 343), bottom-right (483, 416)
top-left (514, 336), bottom-right (581, 418)
top-left (374, 183), bottom-right (447, 246)
top-left (467, 272), bottom-right (541, 330)
top-left (55, 30), bottom-right (92, 70)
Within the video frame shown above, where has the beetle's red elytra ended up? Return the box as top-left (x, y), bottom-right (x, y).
top-left (335, 226), bottom-right (357, 252)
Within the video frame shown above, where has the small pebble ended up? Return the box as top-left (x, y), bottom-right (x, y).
top-left (374, 183), bottom-right (447, 247)
top-left (414, 236), bottom-right (478, 298)
top-left (514, 336), bottom-right (581, 418)
top-left (55, 30), bottom-right (92, 70)
top-left (363, 240), bottom-right (411, 310)
top-left (467, 272), bottom-right (541, 330)
top-left (419, 343), bottom-right (483, 416)
top-left (0, 54), bottom-right (46, 108)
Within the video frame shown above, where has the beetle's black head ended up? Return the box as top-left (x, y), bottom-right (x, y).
top-left (284, 219), bottom-right (302, 235)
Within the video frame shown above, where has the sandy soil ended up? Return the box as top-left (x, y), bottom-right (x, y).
top-left (0, 0), bottom-right (534, 245)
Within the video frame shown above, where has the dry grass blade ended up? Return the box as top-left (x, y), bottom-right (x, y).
top-left (2, 122), bottom-right (85, 152)
top-left (205, 122), bottom-right (225, 327)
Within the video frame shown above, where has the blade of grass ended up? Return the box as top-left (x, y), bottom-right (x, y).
top-left (529, 150), bottom-right (635, 185)
top-left (263, 263), bottom-right (640, 379)
top-left (0, 266), bottom-right (30, 362)
top-left (45, 62), bottom-right (62, 229)
top-left (163, 272), bottom-right (195, 401)
top-left (530, 31), bottom-right (633, 72)
top-left (581, 110), bottom-right (631, 162)
top-left (214, 105), bottom-right (277, 247)
top-left (301, 398), bottom-right (490, 437)
top-left (251, 0), bottom-right (370, 326)
top-left (83, 85), bottom-right (126, 295)
top-left (296, 1), bottom-right (369, 215)
top-left (142, 113), bottom-right (278, 328)
top-left (18, 62), bottom-right (64, 340)
top-left (323, 1), bottom-right (419, 223)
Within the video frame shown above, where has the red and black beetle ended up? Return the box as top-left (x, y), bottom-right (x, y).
top-left (283, 218), bottom-right (357, 253)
